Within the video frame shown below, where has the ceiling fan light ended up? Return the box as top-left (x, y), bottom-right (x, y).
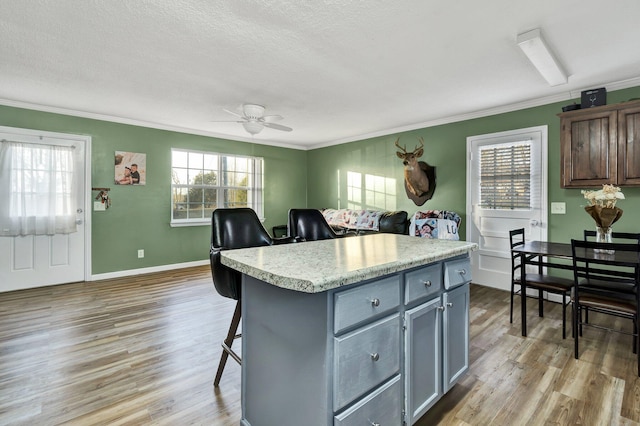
top-left (243, 104), bottom-right (265, 119)
top-left (242, 121), bottom-right (263, 135)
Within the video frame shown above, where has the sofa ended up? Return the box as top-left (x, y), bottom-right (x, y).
top-left (321, 208), bottom-right (409, 235)
top-left (321, 208), bottom-right (461, 240)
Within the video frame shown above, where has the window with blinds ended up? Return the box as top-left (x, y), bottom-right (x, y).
top-left (479, 142), bottom-right (531, 210)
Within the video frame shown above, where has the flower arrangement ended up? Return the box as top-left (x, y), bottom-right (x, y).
top-left (582, 184), bottom-right (624, 230)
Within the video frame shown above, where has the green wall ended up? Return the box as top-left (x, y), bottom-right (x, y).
top-left (3, 85), bottom-right (640, 276)
top-left (0, 106), bottom-right (307, 274)
top-left (307, 85), bottom-right (640, 242)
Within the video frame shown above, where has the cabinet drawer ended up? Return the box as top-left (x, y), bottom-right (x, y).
top-left (334, 375), bottom-right (402, 426)
top-left (333, 314), bottom-right (401, 410)
top-left (334, 276), bottom-right (400, 334)
top-left (405, 263), bottom-right (442, 304)
top-left (444, 258), bottom-right (471, 289)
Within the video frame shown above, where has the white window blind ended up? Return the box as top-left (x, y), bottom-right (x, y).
top-left (479, 141), bottom-right (532, 210)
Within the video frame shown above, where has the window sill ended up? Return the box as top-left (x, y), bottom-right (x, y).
top-left (170, 220), bottom-right (210, 228)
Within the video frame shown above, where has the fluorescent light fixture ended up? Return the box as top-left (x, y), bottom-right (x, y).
top-left (517, 28), bottom-right (568, 86)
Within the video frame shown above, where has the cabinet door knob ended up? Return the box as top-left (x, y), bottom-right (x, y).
top-left (370, 422), bottom-right (380, 426)
top-left (458, 269), bottom-right (466, 275)
top-left (423, 280), bottom-right (432, 287)
top-left (437, 306), bottom-right (445, 312)
top-left (371, 298), bottom-right (380, 307)
top-left (446, 302), bottom-right (453, 308)
top-left (370, 353), bottom-right (380, 361)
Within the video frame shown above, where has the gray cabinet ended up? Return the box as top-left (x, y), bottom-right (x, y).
top-left (240, 255), bottom-right (471, 426)
top-left (443, 283), bottom-right (470, 392)
top-left (334, 314), bottom-right (401, 410)
top-left (404, 260), bottom-right (471, 425)
top-left (405, 296), bottom-right (442, 424)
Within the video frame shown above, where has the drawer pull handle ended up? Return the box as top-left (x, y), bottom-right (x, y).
top-left (458, 268), bottom-right (467, 275)
top-left (423, 280), bottom-right (432, 287)
top-left (437, 306), bottom-right (445, 312)
top-left (370, 422), bottom-right (380, 426)
top-left (370, 353), bottom-right (380, 361)
top-left (446, 302), bottom-right (453, 308)
top-left (371, 298), bottom-right (380, 307)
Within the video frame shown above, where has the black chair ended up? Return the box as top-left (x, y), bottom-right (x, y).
top-left (509, 228), bottom-right (573, 338)
top-left (582, 230), bottom-right (640, 325)
top-left (210, 208), bottom-right (295, 386)
top-left (571, 239), bottom-right (640, 376)
top-left (288, 208), bottom-right (352, 241)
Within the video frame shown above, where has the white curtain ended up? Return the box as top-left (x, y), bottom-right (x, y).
top-left (0, 140), bottom-right (77, 236)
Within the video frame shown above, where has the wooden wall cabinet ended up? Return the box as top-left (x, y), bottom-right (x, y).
top-left (559, 100), bottom-right (640, 188)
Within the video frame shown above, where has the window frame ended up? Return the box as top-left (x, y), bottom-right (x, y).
top-left (170, 148), bottom-right (264, 227)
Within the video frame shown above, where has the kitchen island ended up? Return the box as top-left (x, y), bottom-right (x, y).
top-left (221, 233), bottom-right (477, 426)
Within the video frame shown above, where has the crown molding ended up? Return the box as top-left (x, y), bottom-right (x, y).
top-left (310, 75), bottom-right (640, 150)
top-left (2, 75), bottom-right (640, 152)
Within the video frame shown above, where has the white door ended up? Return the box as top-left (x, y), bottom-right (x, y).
top-left (466, 126), bottom-right (548, 291)
top-left (0, 126), bottom-right (90, 292)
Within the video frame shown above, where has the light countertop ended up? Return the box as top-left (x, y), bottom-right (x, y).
top-left (220, 234), bottom-right (478, 293)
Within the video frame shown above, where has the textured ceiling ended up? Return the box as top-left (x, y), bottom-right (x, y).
top-left (1, 0), bottom-right (640, 150)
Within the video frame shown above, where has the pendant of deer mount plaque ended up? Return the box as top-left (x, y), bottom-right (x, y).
top-left (395, 137), bottom-right (436, 206)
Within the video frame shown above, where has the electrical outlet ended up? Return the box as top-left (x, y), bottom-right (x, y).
top-left (550, 202), bottom-right (566, 214)
top-left (137, 249), bottom-right (144, 258)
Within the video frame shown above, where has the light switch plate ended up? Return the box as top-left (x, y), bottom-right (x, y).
top-left (550, 202), bottom-right (566, 214)
top-left (94, 201), bottom-right (106, 211)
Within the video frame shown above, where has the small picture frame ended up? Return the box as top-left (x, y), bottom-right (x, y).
top-left (581, 87), bottom-right (607, 109)
top-left (115, 151), bottom-right (146, 185)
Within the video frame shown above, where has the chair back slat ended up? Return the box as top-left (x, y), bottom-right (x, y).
top-left (571, 239), bottom-right (640, 293)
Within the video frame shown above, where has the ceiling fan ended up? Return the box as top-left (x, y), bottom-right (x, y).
top-left (217, 104), bottom-right (293, 135)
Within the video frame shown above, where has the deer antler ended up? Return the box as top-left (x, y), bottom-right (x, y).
top-left (415, 137), bottom-right (424, 151)
top-left (394, 138), bottom-right (407, 153)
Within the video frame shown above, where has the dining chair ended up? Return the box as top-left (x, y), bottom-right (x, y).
top-left (509, 228), bottom-right (574, 338)
top-left (287, 208), bottom-right (353, 241)
top-left (210, 208), bottom-right (296, 386)
top-left (582, 230), bottom-right (640, 330)
top-left (571, 239), bottom-right (640, 376)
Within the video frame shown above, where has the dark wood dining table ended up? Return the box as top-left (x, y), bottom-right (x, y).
top-left (511, 240), bottom-right (640, 336)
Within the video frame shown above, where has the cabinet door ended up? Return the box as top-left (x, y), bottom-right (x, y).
top-left (404, 296), bottom-right (441, 425)
top-left (443, 283), bottom-right (469, 392)
top-left (618, 104), bottom-right (640, 186)
top-left (560, 109), bottom-right (617, 188)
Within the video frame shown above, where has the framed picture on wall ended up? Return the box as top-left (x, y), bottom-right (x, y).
top-left (115, 151), bottom-right (146, 185)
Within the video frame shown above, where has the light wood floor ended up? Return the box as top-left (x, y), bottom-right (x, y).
top-left (1, 266), bottom-right (639, 425)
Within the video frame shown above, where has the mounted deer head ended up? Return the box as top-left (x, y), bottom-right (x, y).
top-left (395, 137), bottom-right (430, 197)
top-left (394, 137), bottom-right (437, 206)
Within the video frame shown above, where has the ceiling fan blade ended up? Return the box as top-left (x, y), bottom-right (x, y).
top-left (262, 114), bottom-right (284, 123)
top-left (263, 122), bottom-right (293, 132)
top-left (222, 108), bottom-right (245, 119)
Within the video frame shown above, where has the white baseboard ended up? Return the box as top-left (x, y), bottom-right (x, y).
top-left (91, 259), bottom-right (209, 281)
